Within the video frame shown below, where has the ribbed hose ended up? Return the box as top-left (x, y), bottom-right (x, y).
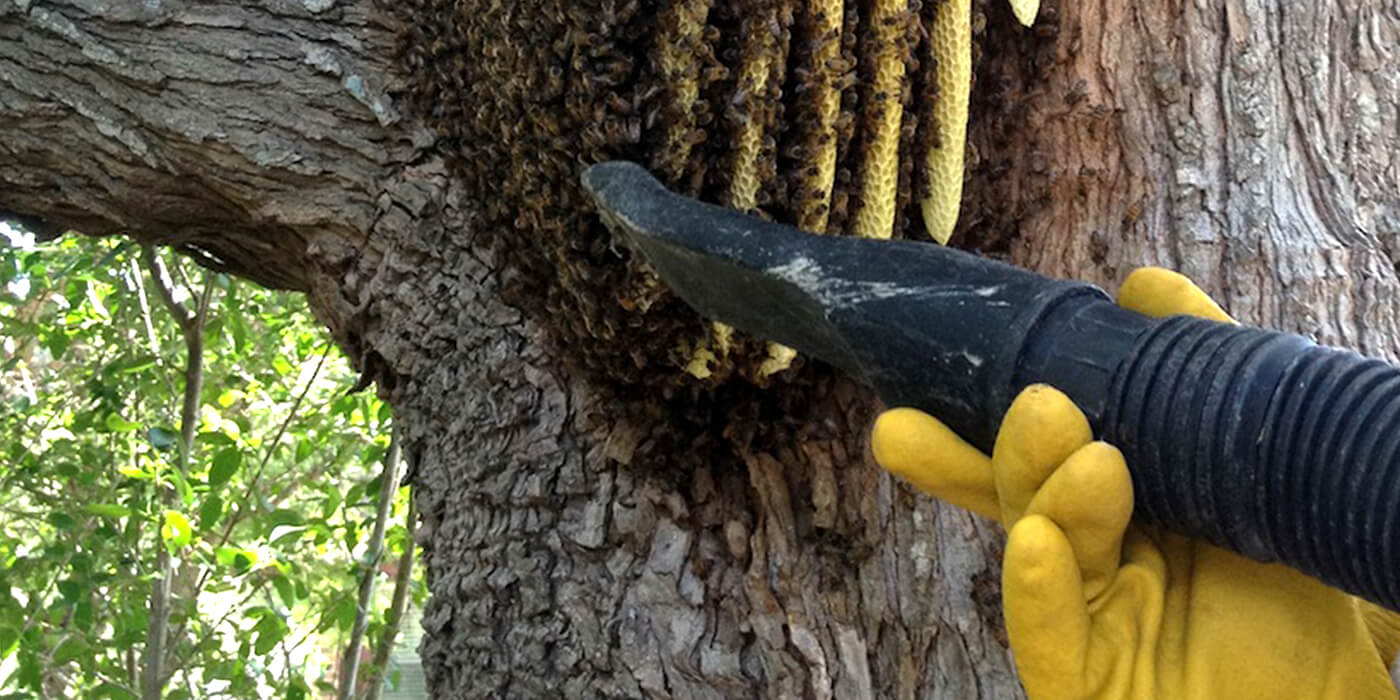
top-left (1105, 316), bottom-right (1400, 609)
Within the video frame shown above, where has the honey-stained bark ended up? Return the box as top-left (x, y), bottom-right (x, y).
top-left (2, 0), bottom-right (1398, 697)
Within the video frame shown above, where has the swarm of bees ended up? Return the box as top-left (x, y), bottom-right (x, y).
top-left (386, 0), bottom-right (1038, 393)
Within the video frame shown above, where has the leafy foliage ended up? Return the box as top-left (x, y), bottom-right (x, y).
top-left (0, 230), bottom-right (424, 698)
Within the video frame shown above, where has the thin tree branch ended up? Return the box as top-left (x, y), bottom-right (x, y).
top-left (94, 671), bottom-right (139, 699)
top-left (141, 246), bottom-right (193, 332)
top-left (126, 645), bottom-right (138, 690)
top-left (338, 423), bottom-right (401, 700)
top-left (129, 256), bottom-right (161, 355)
top-left (141, 256), bottom-right (214, 700)
top-left (363, 491), bottom-right (417, 700)
top-left (209, 343), bottom-right (332, 555)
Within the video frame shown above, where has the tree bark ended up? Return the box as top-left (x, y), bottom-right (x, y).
top-left (964, 1), bottom-right (1400, 348)
top-left (2, 1), bottom-right (1397, 698)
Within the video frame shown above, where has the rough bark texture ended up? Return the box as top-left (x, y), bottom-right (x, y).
top-left (965, 1), bottom-right (1400, 347)
top-left (2, 1), bottom-right (1397, 699)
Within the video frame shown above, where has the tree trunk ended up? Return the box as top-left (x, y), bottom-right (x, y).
top-left (2, 1), bottom-right (1396, 698)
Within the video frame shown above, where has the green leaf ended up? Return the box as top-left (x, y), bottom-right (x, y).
top-left (215, 546), bottom-right (258, 573)
top-left (116, 354), bottom-right (157, 374)
top-left (233, 551), bottom-right (257, 572)
top-left (230, 315), bottom-right (249, 354)
top-left (321, 486), bottom-right (343, 520)
top-left (324, 595), bottom-right (356, 633)
top-left (46, 512), bottom-right (75, 530)
top-left (198, 494), bottom-right (224, 530)
top-left (0, 626), bottom-right (18, 659)
top-left (160, 511), bottom-right (192, 551)
top-left (271, 356), bottom-right (293, 376)
top-left (208, 448), bottom-right (241, 487)
top-left (294, 438), bottom-right (313, 463)
top-left (264, 509), bottom-right (305, 529)
top-left (104, 353), bottom-right (156, 376)
top-left (215, 389), bottom-right (241, 408)
top-left (82, 504), bottom-right (131, 519)
top-left (269, 525), bottom-right (307, 548)
top-left (43, 330), bottom-right (69, 360)
top-left (272, 576), bottom-right (296, 608)
top-left (69, 552), bottom-right (92, 575)
top-left (22, 250), bottom-right (44, 274)
top-left (197, 431), bottom-right (235, 447)
top-left (332, 395), bottom-right (355, 418)
top-left (16, 656), bottom-right (40, 691)
top-left (214, 546), bottom-right (239, 568)
top-left (147, 427), bottom-right (178, 450)
top-left (103, 413), bottom-right (140, 432)
top-left (51, 637), bottom-right (88, 665)
top-left (343, 521), bottom-right (361, 553)
top-left (118, 465), bottom-right (152, 480)
top-left (75, 464), bottom-right (99, 485)
top-left (73, 600), bottom-right (93, 632)
top-left (117, 606), bottom-right (149, 646)
top-left (169, 469), bottom-right (194, 508)
top-left (56, 580), bottom-right (80, 601)
top-left (361, 444), bottom-right (387, 467)
top-left (286, 680), bottom-right (308, 700)
top-left (242, 605), bottom-right (274, 620)
top-left (253, 615), bottom-right (288, 655)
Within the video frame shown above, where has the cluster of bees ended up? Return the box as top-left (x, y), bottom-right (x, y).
top-left (385, 0), bottom-right (1036, 438)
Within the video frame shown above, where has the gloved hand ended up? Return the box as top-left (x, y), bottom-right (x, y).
top-left (872, 267), bottom-right (1400, 699)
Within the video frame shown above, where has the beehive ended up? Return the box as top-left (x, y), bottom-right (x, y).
top-left (385, 0), bottom-right (1022, 396)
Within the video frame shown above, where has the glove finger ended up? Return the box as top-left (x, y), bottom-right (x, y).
top-left (1116, 267), bottom-right (1235, 323)
top-left (1004, 514), bottom-right (1091, 693)
top-left (1356, 599), bottom-right (1400, 670)
top-left (871, 408), bottom-right (1000, 520)
top-left (993, 384), bottom-right (1093, 526)
top-left (1024, 442), bottom-right (1134, 600)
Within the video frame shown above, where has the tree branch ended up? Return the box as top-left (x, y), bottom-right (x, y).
top-left (338, 423), bottom-right (402, 700)
top-left (127, 255), bottom-right (180, 419)
top-left (363, 492), bottom-right (417, 700)
top-left (140, 258), bottom-right (214, 700)
top-left (140, 246), bottom-right (193, 333)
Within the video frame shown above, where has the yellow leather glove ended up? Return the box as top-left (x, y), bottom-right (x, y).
top-left (872, 267), bottom-right (1400, 699)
